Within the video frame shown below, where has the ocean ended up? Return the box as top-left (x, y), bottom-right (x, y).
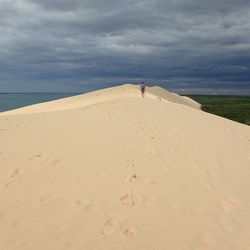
top-left (0, 93), bottom-right (82, 112)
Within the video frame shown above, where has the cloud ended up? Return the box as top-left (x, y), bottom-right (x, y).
top-left (0, 0), bottom-right (250, 93)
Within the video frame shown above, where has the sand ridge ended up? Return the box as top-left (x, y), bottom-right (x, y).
top-left (0, 84), bottom-right (200, 115)
top-left (0, 84), bottom-right (250, 250)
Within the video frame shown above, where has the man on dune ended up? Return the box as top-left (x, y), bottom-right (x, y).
top-left (140, 82), bottom-right (146, 97)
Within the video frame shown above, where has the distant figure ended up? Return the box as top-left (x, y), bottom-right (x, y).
top-left (140, 82), bottom-right (146, 98)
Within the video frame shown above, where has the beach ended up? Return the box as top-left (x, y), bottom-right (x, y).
top-left (0, 84), bottom-right (250, 250)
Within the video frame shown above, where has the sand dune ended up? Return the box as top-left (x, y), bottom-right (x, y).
top-left (0, 84), bottom-right (250, 250)
top-left (0, 84), bottom-right (200, 115)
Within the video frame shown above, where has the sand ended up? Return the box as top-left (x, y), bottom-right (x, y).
top-left (0, 84), bottom-right (250, 250)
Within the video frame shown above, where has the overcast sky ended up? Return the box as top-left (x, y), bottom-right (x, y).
top-left (0, 0), bottom-right (250, 94)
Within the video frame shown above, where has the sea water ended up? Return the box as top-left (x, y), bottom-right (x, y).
top-left (0, 93), bottom-right (81, 112)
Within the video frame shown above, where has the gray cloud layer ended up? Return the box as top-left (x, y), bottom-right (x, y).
top-left (0, 0), bottom-right (250, 94)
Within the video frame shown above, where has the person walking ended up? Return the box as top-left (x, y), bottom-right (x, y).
top-left (140, 82), bottom-right (146, 98)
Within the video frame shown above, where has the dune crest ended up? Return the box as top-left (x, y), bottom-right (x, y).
top-left (0, 84), bottom-right (250, 250)
top-left (0, 84), bottom-right (200, 115)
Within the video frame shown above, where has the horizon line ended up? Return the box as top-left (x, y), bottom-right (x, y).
top-left (0, 92), bottom-right (250, 97)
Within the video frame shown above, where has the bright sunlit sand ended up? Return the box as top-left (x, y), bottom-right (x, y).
top-left (0, 84), bottom-right (250, 250)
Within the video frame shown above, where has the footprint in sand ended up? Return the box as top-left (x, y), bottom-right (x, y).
top-left (124, 174), bottom-right (142, 184)
top-left (215, 197), bottom-right (240, 233)
top-left (217, 197), bottom-right (240, 215)
top-left (101, 218), bottom-right (121, 236)
top-left (120, 193), bottom-right (143, 207)
top-left (51, 158), bottom-right (62, 165)
top-left (76, 200), bottom-right (83, 206)
top-left (42, 158), bottom-right (49, 165)
top-left (10, 168), bottom-right (21, 178)
top-left (28, 154), bottom-right (42, 160)
top-left (123, 227), bottom-right (138, 237)
top-left (126, 174), bottom-right (155, 185)
top-left (131, 162), bottom-right (136, 168)
top-left (76, 199), bottom-right (99, 214)
top-left (4, 182), bottom-right (11, 187)
top-left (136, 126), bottom-right (145, 135)
top-left (4, 168), bottom-right (22, 187)
top-left (124, 160), bottom-right (136, 169)
top-left (129, 174), bottom-right (141, 183)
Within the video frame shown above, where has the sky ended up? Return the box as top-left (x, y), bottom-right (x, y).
top-left (0, 0), bottom-right (250, 94)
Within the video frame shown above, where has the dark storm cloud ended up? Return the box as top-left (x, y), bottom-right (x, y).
top-left (0, 0), bottom-right (250, 94)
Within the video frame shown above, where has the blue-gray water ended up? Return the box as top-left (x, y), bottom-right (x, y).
top-left (0, 93), bottom-right (82, 112)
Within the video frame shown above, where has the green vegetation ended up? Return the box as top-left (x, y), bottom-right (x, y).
top-left (187, 95), bottom-right (250, 126)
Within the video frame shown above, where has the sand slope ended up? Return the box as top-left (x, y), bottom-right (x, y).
top-left (0, 84), bottom-right (250, 250)
top-left (0, 84), bottom-right (200, 115)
